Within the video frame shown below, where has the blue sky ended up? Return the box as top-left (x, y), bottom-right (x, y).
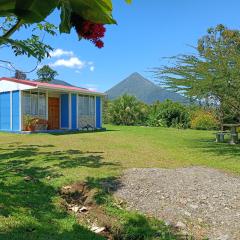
top-left (1, 0), bottom-right (240, 92)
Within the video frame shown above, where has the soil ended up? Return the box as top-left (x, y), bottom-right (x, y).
top-left (60, 182), bottom-right (116, 239)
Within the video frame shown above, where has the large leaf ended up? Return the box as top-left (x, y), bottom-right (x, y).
top-left (59, 0), bottom-right (72, 33)
top-left (69, 0), bottom-right (117, 24)
top-left (58, 0), bottom-right (117, 34)
top-left (0, 0), bottom-right (58, 23)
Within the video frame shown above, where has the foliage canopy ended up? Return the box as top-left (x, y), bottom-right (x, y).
top-left (37, 65), bottom-right (58, 82)
top-left (153, 24), bottom-right (240, 122)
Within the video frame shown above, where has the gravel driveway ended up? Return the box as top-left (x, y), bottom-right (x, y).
top-left (114, 167), bottom-right (240, 240)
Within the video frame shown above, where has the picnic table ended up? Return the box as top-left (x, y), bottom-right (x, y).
top-left (222, 123), bottom-right (240, 144)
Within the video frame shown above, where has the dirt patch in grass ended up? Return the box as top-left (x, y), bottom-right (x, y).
top-left (59, 180), bottom-right (180, 240)
top-left (60, 182), bottom-right (115, 239)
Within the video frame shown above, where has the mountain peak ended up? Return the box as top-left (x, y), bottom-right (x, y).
top-left (106, 73), bottom-right (187, 104)
top-left (129, 72), bottom-right (143, 78)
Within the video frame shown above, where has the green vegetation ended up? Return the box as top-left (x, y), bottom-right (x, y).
top-left (105, 95), bottom-right (218, 130)
top-left (37, 65), bottom-right (58, 82)
top-left (147, 100), bottom-right (189, 128)
top-left (190, 110), bottom-right (219, 130)
top-left (0, 125), bottom-right (239, 239)
top-left (108, 94), bottom-right (148, 126)
top-left (153, 24), bottom-right (240, 126)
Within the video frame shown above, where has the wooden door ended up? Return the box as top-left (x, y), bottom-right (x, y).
top-left (48, 97), bottom-right (60, 130)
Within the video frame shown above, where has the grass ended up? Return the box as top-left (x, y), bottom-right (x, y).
top-left (0, 125), bottom-right (239, 239)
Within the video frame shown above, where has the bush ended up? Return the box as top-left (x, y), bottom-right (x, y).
top-left (190, 110), bottom-right (219, 130)
top-left (147, 100), bottom-right (190, 128)
top-left (108, 94), bottom-right (148, 125)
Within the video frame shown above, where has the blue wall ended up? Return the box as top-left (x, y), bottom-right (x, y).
top-left (0, 91), bottom-right (20, 131)
top-left (12, 91), bottom-right (20, 131)
top-left (0, 92), bottom-right (11, 130)
top-left (96, 96), bottom-right (102, 129)
top-left (61, 94), bottom-right (69, 128)
top-left (71, 94), bottom-right (77, 129)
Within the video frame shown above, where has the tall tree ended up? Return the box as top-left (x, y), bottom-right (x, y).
top-left (153, 24), bottom-right (240, 123)
top-left (37, 65), bottom-right (58, 82)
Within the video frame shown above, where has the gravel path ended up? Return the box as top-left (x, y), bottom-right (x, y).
top-left (114, 167), bottom-right (240, 240)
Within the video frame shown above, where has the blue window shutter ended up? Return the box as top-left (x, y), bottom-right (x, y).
top-left (71, 94), bottom-right (77, 129)
top-left (61, 94), bottom-right (69, 128)
top-left (12, 91), bottom-right (20, 131)
top-left (96, 96), bottom-right (102, 128)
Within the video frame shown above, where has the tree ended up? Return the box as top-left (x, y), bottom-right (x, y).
top-left (153, 24), bottom-right (240, 124)
top-left (37, 65), bottom-right (58, 82)
top-left (0, 0), bottom-right (132, 64)
top-left (109, 94), bottom-right (148, 125)
top-left (147, 100), bottom-right (190, 128)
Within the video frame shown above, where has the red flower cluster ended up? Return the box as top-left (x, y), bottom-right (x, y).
top-left (71, 13), bottom-right (106, 48)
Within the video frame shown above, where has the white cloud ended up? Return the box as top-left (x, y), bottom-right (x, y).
top-left (48, 49), bottom-right (95, 72)
top-left (50, 48), bottom-right (74, 58)
top-left (50, 57), bottom-right (85, 69)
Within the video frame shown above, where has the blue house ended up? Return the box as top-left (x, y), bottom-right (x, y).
top-left (0, 77), bottom-right (104, 132)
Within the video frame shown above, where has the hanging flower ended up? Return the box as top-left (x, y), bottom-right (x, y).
top-left (71, 13), bottom-right (106, 48)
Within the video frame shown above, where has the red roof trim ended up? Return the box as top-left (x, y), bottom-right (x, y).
top-left (0, 77), bottom-right (37, 87)
top-left (0, 77), bottom-right (102, 94)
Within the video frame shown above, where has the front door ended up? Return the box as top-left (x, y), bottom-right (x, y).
top-left (48, 97), bottom-right (60, 130)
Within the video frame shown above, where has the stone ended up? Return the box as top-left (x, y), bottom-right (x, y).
top-left (184, 211), bottom-right (191, 217)
top-left (79, 206), bottom-right (88, 212)
top-left (90, 225), bottom-right (106, 234)
top-left (70, 206), bottom-right (80, 213)
top-left (217, 234), bottom-right (230, 240)
top-left (189, 204), bottom-right (198, 210)
top-left (176, 221), bottom-right (186, 229)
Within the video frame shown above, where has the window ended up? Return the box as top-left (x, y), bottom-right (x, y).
top-left (39, 93), bottom-right (46, 116)
top-left (78, 95), bottom-right (95, 128)
top-left (31, 93), bottom-right (38, 115)
top-left (23, 92), bottom-right (31, 114)
top-left (89, 96), bottom-right (95, 116)
top-left (23, 91), bottom-right (46, 117)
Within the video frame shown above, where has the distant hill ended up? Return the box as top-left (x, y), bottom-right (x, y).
top-left (105, 72), bottom-right (187, 104)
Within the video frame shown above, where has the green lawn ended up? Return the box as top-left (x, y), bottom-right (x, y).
top-left (0, 125), bottom-right (239, 239)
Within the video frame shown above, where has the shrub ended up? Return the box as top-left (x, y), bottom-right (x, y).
top-left (190, 110), bottom-right (219, 130)
top-left (147, 100), bottom-right (190, 128)
top-left (108, 94), bottom-right (148, 125)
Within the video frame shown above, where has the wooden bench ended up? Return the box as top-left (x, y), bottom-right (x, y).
top-left (215, 131), bottom-right (230, 143)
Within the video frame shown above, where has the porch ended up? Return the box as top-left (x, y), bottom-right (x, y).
top-left (21, 90), bottom-right (101, 132)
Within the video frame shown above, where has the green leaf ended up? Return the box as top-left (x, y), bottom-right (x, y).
top-left (69, 0), bottom-right (117, 24)
top-left (0, 36), bottom-right (52, 60)
top-left (0, 37), bottom-right (36, 56)
top-left (0, 0), bottom-right (58, 23)
top-left (59, 0), bottom-right (72, 33)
